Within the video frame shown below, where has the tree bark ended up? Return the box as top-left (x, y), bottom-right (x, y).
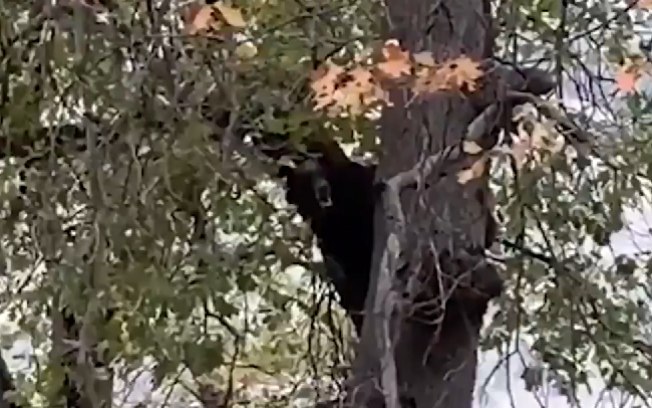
top-left (347, 1), bottom-right (500, 407)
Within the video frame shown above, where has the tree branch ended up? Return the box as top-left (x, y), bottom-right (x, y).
top-left (370, 176), bottom-right (407, 408)
top-left (370, 109), bottom-right (497, 406)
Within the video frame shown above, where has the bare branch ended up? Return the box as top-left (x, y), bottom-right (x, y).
top-left (371, 178), bottom-right (405, 408)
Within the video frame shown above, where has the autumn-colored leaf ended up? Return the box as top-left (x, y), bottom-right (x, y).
top-left (338, 67), bottom-right (375, 113)
top-left (214, 2), bottom-right (247, 28)
top-left (615, 67), bottom-right (640, 94)
top-left (635, 0), bottom-right (652, 10)
top-left (377, 40), bottom-right (411, 79)
top-left (309, 62), bottom-right (390, 116)
top-left (440, 56), bottom-right (483, 92)
top-left (310, 63), bottom-right (345, 111)
top-left (310, 47), bottom-right (482, 116)
top-left (338, 67), bottom-right (385, 115)
top-left (413, 67), bottom-right (448, 94)
top-left (184, 4), bottom-right (216, 35)
top-left (457, 156), bottom-right (487, 184)
top-left (614, 56), bottom-right (652, 94)
top-left (183, 2), bottom-right (246, 37)
top-left (413, 56), bottom-right (483, 95)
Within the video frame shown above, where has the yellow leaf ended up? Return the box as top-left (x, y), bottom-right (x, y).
top-left (235, 42), bottom-right (258, 59)
top-left (214, 2), bottom-right (247, 28)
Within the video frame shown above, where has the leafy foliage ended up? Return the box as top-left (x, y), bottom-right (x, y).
top-left (1, 0), bottom-right (652, 407)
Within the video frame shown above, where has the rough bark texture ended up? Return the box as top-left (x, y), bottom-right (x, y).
top-left (347, 2), bottom-right (498, 407)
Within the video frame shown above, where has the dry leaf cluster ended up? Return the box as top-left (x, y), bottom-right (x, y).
top-left (184, 1), bottom-right (247, 37)
top-left (613, 1), bottom-right (652, 95)
top-left (179, 8), bottom-right (574, 185)
top-left (309, 40), bottom-right (483, 117)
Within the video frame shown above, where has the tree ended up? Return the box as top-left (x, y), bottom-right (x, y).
top-left (2, 1), bottom-right (652, 408)
top-left (283, 2), bottom-right (553, 407)
top-left (346, 2), bottom-right (506, 406)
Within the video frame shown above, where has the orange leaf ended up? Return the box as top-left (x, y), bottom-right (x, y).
top-left (377, 40), bottom-right (412, 79)
top-left (615, 56), bottom-right (650, 94)
top-left (413, 67), bottom-right (448, 94)
top-left (413, 56), bottom-right (483, 95)
top-left (184, 4), bottom-right (216, 35)
top-left (441, 56), bottom-right (483, 92)
top-left (310, 64), bottom-right (345, 111)
top-left (635, 0), bottom-right (652, 10)
top-left (615, 68), bottom-right (640, 94)
top-left (457, 157), bottom-right (487, 184)
top-left (214, 3), bottom-right (247, 28)
top-left (337, 67), bottom-right (380, 115)
top-left (183, 2), bottom-right (245, 37)
top-left (310, 63), bottom-right (390, 116)
top-left (344, 67), bottom-right (376, 94)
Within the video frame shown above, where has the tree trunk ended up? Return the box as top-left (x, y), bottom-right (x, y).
top-left (348, 1), bottom-right (500, 407)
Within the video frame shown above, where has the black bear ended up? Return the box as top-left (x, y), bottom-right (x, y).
top-left (278, 140), bottom-right (502, 334)
top-left (278, 142), bottom-right (376, 333)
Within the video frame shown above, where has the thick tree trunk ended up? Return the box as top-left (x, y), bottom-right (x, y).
top-left (348, 1), bottom-right (498, 407)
